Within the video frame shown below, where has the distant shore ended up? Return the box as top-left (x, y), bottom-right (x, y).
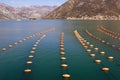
top-left (67, 15), bottom-right (120, 20)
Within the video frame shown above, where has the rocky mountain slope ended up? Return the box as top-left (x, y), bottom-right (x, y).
top-left (0, 3), bottom-right (56, 20)
top-left (45, 0), bottom-right (120, 19)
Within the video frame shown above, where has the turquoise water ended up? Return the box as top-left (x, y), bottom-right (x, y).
top-left (0, 20), bottom-right (120, 80)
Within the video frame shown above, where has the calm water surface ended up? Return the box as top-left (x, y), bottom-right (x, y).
top-left (0, 20), bottom-right (120, 80)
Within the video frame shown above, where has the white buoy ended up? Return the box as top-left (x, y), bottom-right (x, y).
top-left (23, 39), bottom-right (26, 41)
top-left (84, 40), bottom-right (87, 42)
top-left (102, 40), bottom-right (105, 43)
top-left (35, 42), bottom-right (39, 44)
top-left (90, 54), bottom-right (95, 57)
top-left (60, 52), bottom-right (65, 55)
top-left (82, 43), bottom-right (86, 46)
top-left (100, 51), bottom-right (105, 55)
top-left (86, 42), bottom-right (90, 45)
top-left (95, 60), bottom-right (101, 64)
top-left (8, 45), bottom-right (13, 48)
top-left (62, 74), bottom-right (70, 79)
top-left (60, 45), bottom-right (64, 48)
top-left (33, 44), bottom-right (37, 47)
top-left (60, 57), bottom-right (66, 61)
top-left (32, 47), bottom-right (36, 50)
top-left (60, 48), bottom-right (64, 51)
top-left (14, 42), bottom-right (18, 45)
top-left (94, 48), bottom-right (98, 51)
top-left (86, 49), bottom-right (91, 53)
top-left (24, 69), bottom-right (31, 73)
top-left (90, 44), bottom-right (94, 48)
top-left (102, 68), bottom-right (109, 72)
top-left (61, 64), bottom-right (68, 68)
top-left (19, 40), bottom-right (22, 43)
top-left (28, 55), bottom-right (34, 58)
top-left (26, 61), bottom-right (32, 64)
top-left (29, 36), bottom-right (33, 38)
top-left (2, 48), bottom-right (6, 51)
top-left (84, 46), bottom-right (88, 49)
top-left (108, 56), bottom-right (114, 60)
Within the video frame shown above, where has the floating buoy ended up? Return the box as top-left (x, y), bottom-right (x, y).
top-left (33, 44), bottom-right (37, 47)
top-left (29, 36), bottom-right (33, 38)
top-left (102, 68), bottom-right (109, 72)
top-left (62, 74), bottom-right (70, 79)
top-left (108, 56), bottom-right (114, 60)
top-left (84, 40), bottom-right (87, 42)
top-left (8, 45), bottom-right (12, 48)
top-left (94, 48), bottom-right (98, 51)
top-left (26, 61), bottom-right (32, 64)
top-left (61, 64), bottom-right (68, 68)
top-left (90, 54), bottom-right (95, 57)
top-left (86, 49), bottom-right (91, 53)
top-left (37, 40), bottom-right (40, 42)
top-left (14, 42), bottom-right (18, 45)
top-left (23, 39), bottom-right (26, 41)
top-left (86, 42), bottom-right (90, 45)
top-left (24, 69), bottom-right (31, 73)
top-left (95, 60), bottom-right (101, 64)
top-left (30, 51), bottom-right (35, 53)
top-left (102, 40), bottom-right (105, 43)
top-left (60, 45), bottom-right (64, 48)
top-left (60, 52), bottom-right (65, 55)
top-left (60, 57), bottom-right (66, 61)
top-left (19, 40), bottom-right (22, 43)
top-left (82, 43), bottom-right (86, 46)
top-left (28, 55), bottom-right (34, 58)
top-left (2, 48), bottom-right (6, 51)
top-left (84, 46), bottom-right (88, 49)
top-left (35, 42), bottom-right (39, 44)
top-left (90, 44), bottom-right (94, 48)
top-left (32, 47), bottom-right (36, 50)
top-left (100, 51), bottom-right (105, 55)
top-left (60, 48), bottom-right (64, 51)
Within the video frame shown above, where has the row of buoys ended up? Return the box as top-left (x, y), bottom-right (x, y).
top-left (60, 33), bottom-right (70, 79)
top-left (74, 30), bottom-right (110, 72)
top-left (98, 27), bottom-right (120, 41)
top-left (24, 34), bottom-right (46, 73)
top-left (85, 29), bottom-right (120, 51)
top-left (83, 30), bottom-right (114, 61)
top-left (1, 28), bottom-right (55, 52)
top-left (100, 26), bottom-right (120, 37)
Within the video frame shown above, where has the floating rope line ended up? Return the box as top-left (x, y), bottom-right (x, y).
top-left (59, 32), bottom-right (71, 80)
top-left (85, 29), bottom-right (120, 63)
top-left (97, 27), bottom-right (120, 41)
top-left (1, 28), bottom-right (55, 52)
top-left (74, 30), bottom-right (119, 80)
top-left (24, 34), bottom-right (46, 73)
top-left (100, 26), bottom-right (120, 37)
top-left (85, 29), bottom-right (120, 51)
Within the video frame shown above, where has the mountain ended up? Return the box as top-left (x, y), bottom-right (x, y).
top-left (45, 0), bottom-right (120, 19)
top-left (0, 3), bottom-right (57, 20)
top-left (0, 3), bottom-right (19, 20)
